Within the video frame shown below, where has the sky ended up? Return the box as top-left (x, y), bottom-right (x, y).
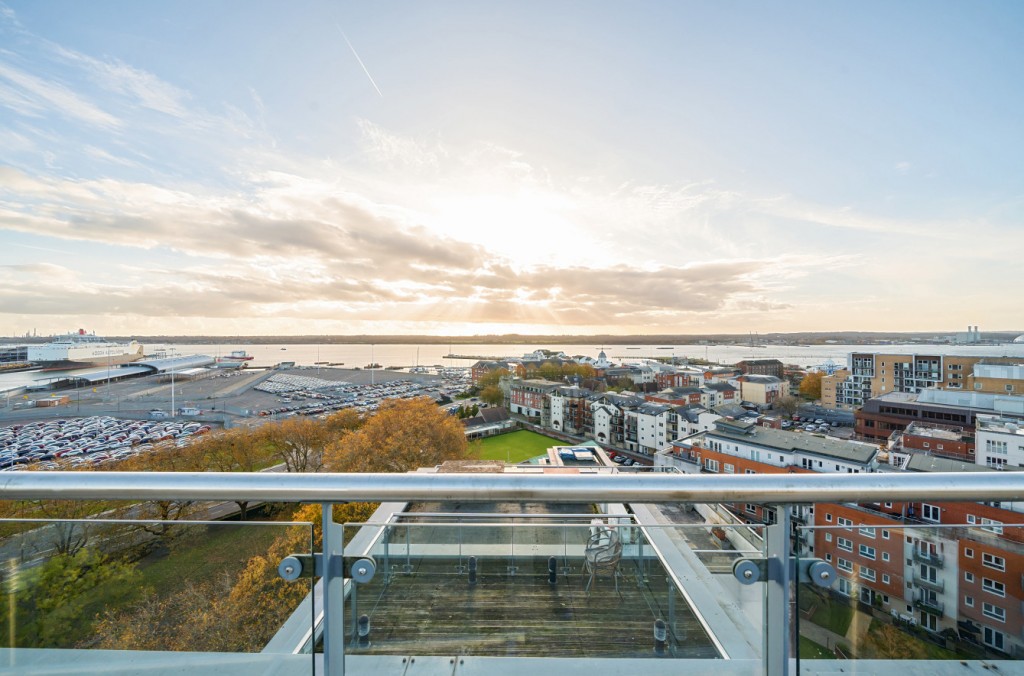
top-left (0, 1), bottom-right (1022, 337)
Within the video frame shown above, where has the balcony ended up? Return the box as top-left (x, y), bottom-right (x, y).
top-left (912, 549), bottom-right (945, 568)
top-left (913, 574), bottom-right (945, 593)
top-left (914, 596), bottom-right (945, 615)
top-left (0, 470), bottom-right (1021, 674)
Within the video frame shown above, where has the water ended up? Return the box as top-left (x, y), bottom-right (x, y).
top-left (2, 341), bottom-right (1022, 394)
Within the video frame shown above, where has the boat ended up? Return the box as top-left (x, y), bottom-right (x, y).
top-left (27, 330), bottom-right (143, 368)
top-left (280, 347), bottom-right (287, 351)
top-left (365, 363), bottom-right (382, 369)
top-left (216, 350), bottom-right (254, 363)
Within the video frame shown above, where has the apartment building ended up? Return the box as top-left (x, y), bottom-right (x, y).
top-left (825, 354), bottom-right (1022, 410)
top-left (548, 385), bottom-right (592, 435)
top-left (735, 374), bottom-right (789, 407)
top-left (975, 414), bottom-right (1024, 470)
top-left (887, 421), bottom-right (974, 468)
top-left (508, 379), bottom-right (560, 426)
top-left (736, 358), bottom-right (785, 378)
top-left (856, 390), bottom-right (1024, 442)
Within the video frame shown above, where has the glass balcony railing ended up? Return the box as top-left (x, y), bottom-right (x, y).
top-left (0, 517), bottom-right (315, 674)
top-left (0, 470), bottom-right (1020, 675)
top-left (795, 523), bottom-right (1022, 670)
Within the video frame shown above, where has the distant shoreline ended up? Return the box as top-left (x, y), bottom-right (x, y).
top-left (4, 331), bottom-right (1021, 346)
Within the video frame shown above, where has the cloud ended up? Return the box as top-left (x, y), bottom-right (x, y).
top-left (894, 161), bottom-right (911, 174)
top-left (51, 45), bottom-right (191, 118)
top-left (0, 60), bottom-right (120, 127)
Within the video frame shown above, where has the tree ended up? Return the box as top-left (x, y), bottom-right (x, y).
top-left (799, 372), bottom-right (824, 400)
top-left (324, 397), bottom-right (469, 473)
top-left (480, 384), bottom-right (504, 407)
top-left (197, 428), bottom-right (275, 519)
top-left (260, 417), bottom-right (332, 473)
top-left (774, 395), bottom-right (801, 415)
top-left (478, 367), bottom-right (509, 389)
top-left (1, 548), bottom-right (144, 648)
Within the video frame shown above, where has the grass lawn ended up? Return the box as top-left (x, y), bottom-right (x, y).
top-left (138, 519), bottom-right (296, 597)
top-left (472, 430), bottom-right (566, 463)
top-left (799, 635), bottom-right (836, 659)
top-left (801, 588), bottom-right (855, 636)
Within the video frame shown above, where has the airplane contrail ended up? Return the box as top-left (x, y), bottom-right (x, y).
top-left (336, 25), bottom-right (383, 98)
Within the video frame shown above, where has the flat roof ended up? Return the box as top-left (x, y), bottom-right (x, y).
top-left (706, 425), bottom-right (878, 465)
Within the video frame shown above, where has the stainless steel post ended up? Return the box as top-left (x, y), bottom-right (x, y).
top-left (321, 503), bottom-right (345, 676)
top-left (765, 505), bottom-right (791, 676)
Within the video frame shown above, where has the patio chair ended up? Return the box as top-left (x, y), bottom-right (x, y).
top-left (583, 528), bottom-right (623, 596)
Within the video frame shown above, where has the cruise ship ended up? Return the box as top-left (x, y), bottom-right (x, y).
top-left (26, 330), bottom-right (144, 367)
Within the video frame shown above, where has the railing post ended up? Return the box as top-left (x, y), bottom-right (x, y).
top-left (765, 505), bottom-right (791, 676)
top-left (322, 502), bottom-right (345, 676)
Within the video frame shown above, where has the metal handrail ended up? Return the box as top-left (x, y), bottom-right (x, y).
top-left (0, 470), bottom-right (1022, 503)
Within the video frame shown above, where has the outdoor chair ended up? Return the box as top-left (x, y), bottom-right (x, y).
top-left (583, 528), bottom-right (623, 596)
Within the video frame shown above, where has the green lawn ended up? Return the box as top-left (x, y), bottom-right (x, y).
top-left (138, 520), bottom-right (295, 597)
top-left (801, 588), bottom-right (855, 636)
top-left (472, 430), bottom-right (567, 463)
top-left (799, 635), bottom-right (836, 659)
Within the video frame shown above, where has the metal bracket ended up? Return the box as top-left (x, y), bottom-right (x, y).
top-left (732, 557), bottom-right (835, 588)
top-left (278, 554), bottom-right (376, 583)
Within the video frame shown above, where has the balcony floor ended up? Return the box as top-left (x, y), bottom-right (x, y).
top-left (344, 557), bottom-right (720, 659)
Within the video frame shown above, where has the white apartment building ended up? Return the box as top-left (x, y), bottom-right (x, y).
top-left (975, 414), bottom-right (1024, 470)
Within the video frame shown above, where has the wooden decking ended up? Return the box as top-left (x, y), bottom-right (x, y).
top-left (345, 556), bottom-right (720, 659)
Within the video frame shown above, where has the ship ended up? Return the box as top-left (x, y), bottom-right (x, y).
top-left (216, 350), bottom-right (254, 363)
top-left (27, 330), bottom-right (144, 368)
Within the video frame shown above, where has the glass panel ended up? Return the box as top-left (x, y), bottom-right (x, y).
top-left (343, 518), bottom-right (765, 669)
top-left (797, 520), bottom-right (1024, 671)
top-left (0, 516), bottom-right (314, 673)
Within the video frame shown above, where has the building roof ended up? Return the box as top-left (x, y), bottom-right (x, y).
top-left (706, 422), bottom-right (879, 465)
top-left (904, 454), bottom-right (996, 473)
top-left (636, 402), bottom-right (672, 416)
top-left (705, 382), bottom-right (738, 391)
top-left (740, 375), bottom-right (782, 384)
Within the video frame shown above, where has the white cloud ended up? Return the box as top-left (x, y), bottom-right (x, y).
top-left (0, 60), bottom-right (120, 127)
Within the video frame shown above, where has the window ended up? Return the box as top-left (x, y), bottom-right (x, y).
top-left (982, 578), bottom-right (1006, 597)
top-left (965, 595), bottom-right (974, 607)
top-left (744, 469), bottom-right (756, 475)
top-left (882, 552), bottom-right (890, 562)
top-left (825, 533), bottom-right (832, 542)
top-left (983, 438), bottom-right (1007, 454)
top-left (859, 544), bottom-right (876, 560)
top-left (984, 627), bottom-right (1005, 652)
top-left (838, 516), bottom-right (853, 528)
top-left (965, 547), bottom-right (974, 558)
top-left (825, 513), bottom-right (833, 523)
top-left (882, 529), bottom-right (890, 539)
top-left (967, 514), bottom-right (976, 524)
top-left (921, 504), bottom-right (941, 522)
top-left (837, 537), bottom-right (853, 552)
top-left (980, 518), bottom-right (1003, 534)
top-left (825, 553), bottom-right (832, 562)
top-left (982, 602), bottom-right (1005, 623)
top-left (860, 566), bottom-right (876, 582)
top-left (745, 504), bottom-right (757, 515)
top-left (882, 573), bottom-right (890, 584)
top-left (837, 558), bottom-right (853, 572)
top-left (965, 571), bottom-right (975, 583)
top-left (705, 458), bottom-right (719, 472)
top-left (723, 463), bottom-right (734, 473)
top-left (859, 526), bottom-right (876, 538)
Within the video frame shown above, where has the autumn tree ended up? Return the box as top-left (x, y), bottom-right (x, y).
top-left (480, 384), bottom-right (505, 407)
top-left (113, 440), bottom-right (209, 540)
top-left (799, 372), bottom-right (824, 400)
top-left (260, 417), bottom-right (332, 473)
top-left (321, 408), bottom-right (363, 437)
top-left (196, 428), bottom-right (275, 519)
top-left (94, 501), bottom-right (379, 653)
top-left (324, 397), bottom-right (469, 473)
top-left (477, 367), bottom-right (509, 389)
